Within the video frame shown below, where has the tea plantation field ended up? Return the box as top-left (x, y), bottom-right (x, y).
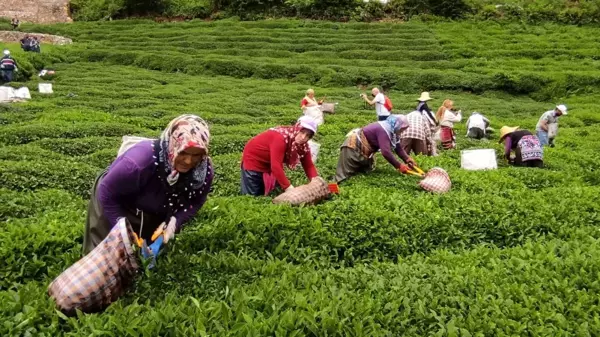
top-left (2, 20), bottom-right (600, 336)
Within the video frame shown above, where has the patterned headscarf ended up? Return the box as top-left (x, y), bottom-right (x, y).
top-left (152, 115), bottom-right (211, 217)
top-left (378, 114), bottom-right (410, 145)
top-left (270, 122), bottom-right (310, 169)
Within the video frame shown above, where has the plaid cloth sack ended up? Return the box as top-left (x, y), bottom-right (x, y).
top-left (419, 167), bottom-right (451, 193)
top-left (273, 176), bottom-right (330, 206)
top-left (48, 219), bottom-right (140, 316)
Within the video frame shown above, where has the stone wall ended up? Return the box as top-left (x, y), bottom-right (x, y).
top-left (0, 31), bottom-right (72, 45)
top-left (0, 0), bottom-right (72, 24)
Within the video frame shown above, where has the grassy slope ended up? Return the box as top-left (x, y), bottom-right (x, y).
top-left (1, 20), bottom-right (600, 336)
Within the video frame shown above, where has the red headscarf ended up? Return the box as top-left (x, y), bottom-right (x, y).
top-left (270, 123), bottom-right (309, 169)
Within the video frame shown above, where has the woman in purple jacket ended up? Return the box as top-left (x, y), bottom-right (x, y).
top-left (83, 115), bottom-right (214, 254)
top-left (335, 115), bottom-right (418, 183)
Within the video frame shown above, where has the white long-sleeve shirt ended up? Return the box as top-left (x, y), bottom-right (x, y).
top-left (440, 109), bottom-right (462, 128)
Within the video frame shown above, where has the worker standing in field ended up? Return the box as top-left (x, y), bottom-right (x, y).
top-left (499, 126), bottom-right (544, 168)
top-left (416, 92), bottom-right (436, 124)
top-left (301, 88), bottom-right (324, 126)
top-left (335, 115), bottom-right (418, 183)
top-left (83, 115), bottom-right (214, 254)
top-left (536, 104), bottom-right (567, 148)
top-left (436, 99), bottom-right (462, 149)
top-left (300, 88), bottom-right (323, 110)
top-left (11, 18), bottom-right (20, 30)
top-left (466, 112), bottom-right (491, 140)
top-left (0, 50), bottom-right (17, 83)
top-left (361, 87), bottom-right (392, 121)
top-left (415, 92), bottom-right (439, 155)
top-left (241, 116), bottom-right (319, 196)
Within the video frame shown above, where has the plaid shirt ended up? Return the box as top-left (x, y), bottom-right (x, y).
top-left (401, 111), bottom-right (429, 141)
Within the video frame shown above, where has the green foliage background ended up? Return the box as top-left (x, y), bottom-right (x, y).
top-left (62, 0), bottom-right (600, 24)
top-left (1, 19), bottom-right (600, 335)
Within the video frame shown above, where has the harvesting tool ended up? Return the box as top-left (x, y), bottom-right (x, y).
top-left (132, 232), bottom-right (144, 248)
top-left (141, 235), bottom-right (164, 269)
top-left (406, 165), bottom-right (426, 178)
top-left (131, 225), bottom-right (166, 269)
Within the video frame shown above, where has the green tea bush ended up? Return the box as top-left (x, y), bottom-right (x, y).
top-left (0, 122), bottom-right (149, 145)
top-left (0, 189), bottom-right (84, 221)
top-left (33, 137), bottom-right (121, 156)
top-left (0, 160), bottom-right (98, 197)
top-left (82, 148), bottom-right (119, 168)
top-left (3, 20), bottom-right (600, 335)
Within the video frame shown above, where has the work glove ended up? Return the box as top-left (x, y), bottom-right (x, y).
top-left (398, 164), bottom-right (410, 174)
top-left (406, 157), bottom-right (417, 168)
top-left (285, 185), bottom-right (295, 192)
top-left (162, 216), bottom-right (177, 244)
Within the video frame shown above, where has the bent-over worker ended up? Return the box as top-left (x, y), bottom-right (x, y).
top-left (499, 126), bottom-right (543, 168)
top-left (401, 110), bottom-right (436, 156)
top-left (241, 116), bottom-right (319, 196)
top-left (0, 50), bottom-right (17, 83)
top-left (83, 115), bottom-right (214, 254)
top-left (335, 115), bottom-right (418, 183)
top-left (466, 112), bottom-right (490, 140)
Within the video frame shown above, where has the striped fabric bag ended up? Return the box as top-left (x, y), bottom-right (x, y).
top-left (273, 177), bottom-right (331, 206)
top-left (48, 219), bottom-right (140, 316)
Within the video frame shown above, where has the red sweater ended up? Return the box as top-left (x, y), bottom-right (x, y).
top-left (242, 130), bottom-right (318, 189)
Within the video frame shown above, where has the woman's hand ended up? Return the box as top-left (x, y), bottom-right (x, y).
top-left (163, 217), bottom-right (177, 243)
top-left (406, 157), bottom-right (417, 168)
top-left (398, 164), bottom-right (410, 174)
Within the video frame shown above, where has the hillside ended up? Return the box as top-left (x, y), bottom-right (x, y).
top-left (1, 19), bottom-right (600, 335)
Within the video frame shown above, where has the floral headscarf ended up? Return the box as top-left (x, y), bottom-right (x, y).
top-left (378, 114), bottom-right (410, 145)
top-left (270, 122), bottom-right (310, 169)
top-left (152, 114), bottom-right (211, 216)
